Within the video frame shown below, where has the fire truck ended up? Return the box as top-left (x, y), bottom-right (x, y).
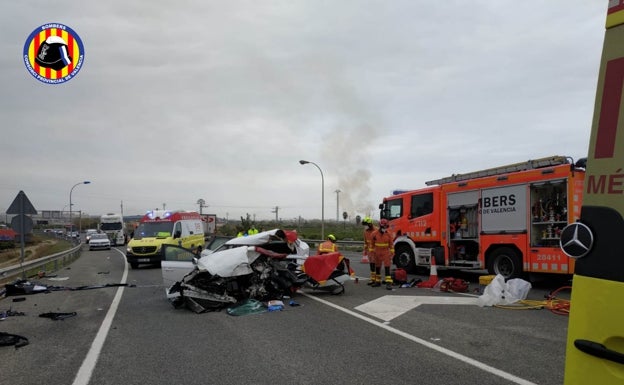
top-left (379, 155), bottom-right (586, 279)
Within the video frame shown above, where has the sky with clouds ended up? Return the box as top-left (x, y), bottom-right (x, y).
top-left (0, 1), bottom-right (608, 222)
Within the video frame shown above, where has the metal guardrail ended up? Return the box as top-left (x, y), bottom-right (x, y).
top-left (0, 243), bottom-right (83, 285)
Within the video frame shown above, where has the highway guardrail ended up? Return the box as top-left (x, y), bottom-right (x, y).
top-left (0, 243), bottom-right (83, 286)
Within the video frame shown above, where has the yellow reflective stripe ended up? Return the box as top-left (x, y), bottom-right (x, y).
top-left (607, 6), bottom-right (624, 29)
top-left (375, 243), bottom-right (389, 247)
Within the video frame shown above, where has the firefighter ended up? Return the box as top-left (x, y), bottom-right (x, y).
top-left (362, 217), bottom-right (377, 285)
top-left (371, 218), bottom-right (395, 287)
top-left (248, 225), bottom-right (259, 235)
top-left (318, 234), bottom-right (338, 254)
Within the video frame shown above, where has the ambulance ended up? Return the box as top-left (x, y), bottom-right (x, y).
top-left (562, 3), bottom-right (624, 383)
top-left (126, 210), bottom-right (205, 269)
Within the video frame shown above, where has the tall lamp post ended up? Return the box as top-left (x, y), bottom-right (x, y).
top-left (335, 189), bottom-right (341, 221)
top-left (299, 160), bottom-right (324, 239)
top-left (69, 181), bottom-right (90, 236)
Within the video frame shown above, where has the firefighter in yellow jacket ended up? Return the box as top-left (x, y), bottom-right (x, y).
top-left (362, 217), bottom-right (377, 285)
top-left (371, 219), bottom-right (394, 287)
top-left (318, 234), bottom-right (338, 254)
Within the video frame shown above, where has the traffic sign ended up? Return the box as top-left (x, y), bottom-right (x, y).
top-left (11, 215), bottom-right (33, 234)
top-left (6, 191), bottom-right (37, 215)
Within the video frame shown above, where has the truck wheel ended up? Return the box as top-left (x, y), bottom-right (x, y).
top-left (393, 244), bottom-right (416, 273)
top-left (487, 247), bottom-right (522, 279)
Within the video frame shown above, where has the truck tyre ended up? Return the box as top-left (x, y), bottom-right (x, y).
top-left (393, 244), bottom-right (416, 273)
top-left (487, 247), bottom-right (522, 279)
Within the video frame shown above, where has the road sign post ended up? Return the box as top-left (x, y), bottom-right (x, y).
top-left (6, 191), bottom-right (37, 278)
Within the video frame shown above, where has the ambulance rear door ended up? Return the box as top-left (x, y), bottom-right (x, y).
top-left (562, 3), bottom-right (624, 383)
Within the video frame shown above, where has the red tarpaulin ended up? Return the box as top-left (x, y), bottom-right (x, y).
top-left (302, 252), bottom-right (344, 284)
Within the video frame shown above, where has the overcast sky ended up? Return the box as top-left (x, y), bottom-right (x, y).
top-left (1, 1), bottom-right (608, 222)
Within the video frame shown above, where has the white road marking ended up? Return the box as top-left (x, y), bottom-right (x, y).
top-left (300, 292), bottom-right (536, 385)
top-left (72, 248), bottom-right (128, 385)
top-left (355, 295), bottom-right (478, 321)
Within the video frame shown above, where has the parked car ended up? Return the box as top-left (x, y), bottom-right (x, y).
top-left (89, 233), bottom-right (111, 251)
top-left (85, 229), bottom-right (98, 243)
top-left (161, 229), bottom-right (309, 295)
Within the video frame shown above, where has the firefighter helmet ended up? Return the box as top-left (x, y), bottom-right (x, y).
top-left (362, 216), bottom-right (373, 225)
top-left (327, 234), bottom-right (336, 242)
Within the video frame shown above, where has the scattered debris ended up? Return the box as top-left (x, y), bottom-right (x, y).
top-left (0, 309), bottom-right (26, 320)
top-left (267, 300), bottom-right (284, 312)
top-left (39, 312), bottom-right (77, 321)
top-left (226, 299), bottom-right (267, 316)
top-left (4, 280), bottom-right (48, 296)
top-left (3, 280), bottom-right (133, 296)
top-left (0, 332), bottom-right (29, 348)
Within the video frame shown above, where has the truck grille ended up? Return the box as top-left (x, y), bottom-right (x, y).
top-left (131, 246), bottom-right (157, 254)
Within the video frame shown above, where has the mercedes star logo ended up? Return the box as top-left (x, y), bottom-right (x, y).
top-left (559, 222), bottom-right (594, 259)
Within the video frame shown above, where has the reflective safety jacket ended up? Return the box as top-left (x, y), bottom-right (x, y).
top-left (372, 230), bottom-right (395, 259)
top-left (363, 226), bottom-right (377, 256)
top-left (318, 240), bottom-right (337, 254)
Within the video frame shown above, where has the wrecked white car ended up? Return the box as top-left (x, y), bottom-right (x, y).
top-left (162, 229), bottom-right (354, 313)
top-left (162, 229), bottom-right (311, 312)
top-left (161, 229), bottom-right (308, 295)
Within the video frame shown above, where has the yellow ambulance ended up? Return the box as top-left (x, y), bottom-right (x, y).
top-left (126, 210), bottom-right (205, 269)
top-left (562, 3), bottom-right (624, 384)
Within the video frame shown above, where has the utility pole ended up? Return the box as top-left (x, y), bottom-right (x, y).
top-left (197, 199), bottom-right (207, 215)
top-left (271, 206), bottom-right (279, 222)
top-left (335, 189), bottom-right (341, 221)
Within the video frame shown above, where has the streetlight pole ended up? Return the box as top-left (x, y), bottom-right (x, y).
top-left (335, 189), bottom-right (341, 221)
top-left (69, 181), bottom-right (90, 237)
top-left (299, 160), bottom-right (324, 239)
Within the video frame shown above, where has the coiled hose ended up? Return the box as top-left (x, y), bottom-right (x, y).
top-left (493, 285), bottom-right (571, 315)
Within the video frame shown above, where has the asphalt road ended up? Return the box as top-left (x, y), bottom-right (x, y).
top-left (0, 246), bottom-right (572, 385)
